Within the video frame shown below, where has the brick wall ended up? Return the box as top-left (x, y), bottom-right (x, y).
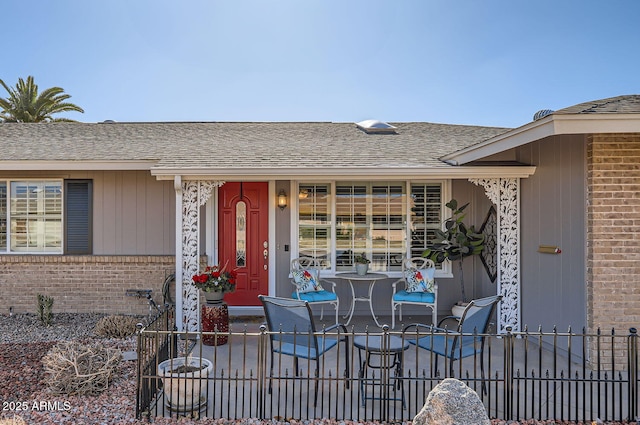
top-left (587, 134), bottom-right (640, 338)
top-left (0, 255), bottom-right (176, 316)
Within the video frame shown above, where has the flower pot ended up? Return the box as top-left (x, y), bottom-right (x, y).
top-left (202, 291), bottom-right (224, 304)
top-left (355, 263), bottom-right (369, 276)
top-left (158, 356), bottom-right (213, 412)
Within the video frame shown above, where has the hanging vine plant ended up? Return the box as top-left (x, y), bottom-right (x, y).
top-left (422, 199), bottom-right (485, 303)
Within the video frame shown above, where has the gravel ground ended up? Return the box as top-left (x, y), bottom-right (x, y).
top-left (0, 313), bottom-right (632, 425)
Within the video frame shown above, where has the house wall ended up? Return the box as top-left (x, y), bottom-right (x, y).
top-left (92, 171), bottom-right (175, 255)
top-left (587, 134), bottom-right (640, 335)
top-left (0, 170), bottom-right (176, 314)
top-left (436, 180), bottom-right (496, 316)
top-left (516, 134), bottom-right (587, 331)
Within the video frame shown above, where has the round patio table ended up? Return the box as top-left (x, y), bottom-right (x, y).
top-left (335, 272), bottom-right (388, 327)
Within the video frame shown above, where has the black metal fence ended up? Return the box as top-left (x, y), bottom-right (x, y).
top-left (137, 310), bottom-right (640, 423)
top-left (136, 307), bottom-right (177, 419)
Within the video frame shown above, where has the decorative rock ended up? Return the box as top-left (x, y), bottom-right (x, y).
top-left (413, 378), bottom-right (490, 425)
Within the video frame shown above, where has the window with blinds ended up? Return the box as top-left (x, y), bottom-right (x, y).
top-left (0, 179), bottom-right (92, 254)
top-left (296, 181), bottom-right (443, 273)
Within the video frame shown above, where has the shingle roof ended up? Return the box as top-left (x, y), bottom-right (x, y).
top-left (0, 121), bottom-right (509, 169)
top-left (554, 95), bottom-right (640, 114)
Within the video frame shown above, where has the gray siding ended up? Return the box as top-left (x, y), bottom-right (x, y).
top-left (437, 180), bottom-right (496, 315)
top-left (517, 134), bottom-right (587, 330)
top-left (93, 171), bottom-right (175, 255)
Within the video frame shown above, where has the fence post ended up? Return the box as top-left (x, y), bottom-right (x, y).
top-left (258, 324), bottom-right (268, 419)
top-left (629, 327), bottom-right (638, 421)
top-left (504, 325), bottom-right (514, 420)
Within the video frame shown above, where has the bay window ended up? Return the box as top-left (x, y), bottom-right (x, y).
top-left (297, 181), bottom-right (445, 273)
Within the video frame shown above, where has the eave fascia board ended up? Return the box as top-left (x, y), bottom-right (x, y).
top-left (441, 118), bottom-right (556, 165)
top-left (0, 160), bottom-right (156, 171)
top-left (552, 113), bottom-right (640, 134)
top-left (152, 165), bottom-right (537, 181)
top-left (442, 113), bottom-right (640, 165)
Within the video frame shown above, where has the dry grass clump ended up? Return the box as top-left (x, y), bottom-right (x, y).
top-left (42, 341), bottom-right (122, 395)
top-left (94, 314), bottom-right (140, 338)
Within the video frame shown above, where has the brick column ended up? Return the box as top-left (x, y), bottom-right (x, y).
top-left (587, 134), bottom-right (640, 333)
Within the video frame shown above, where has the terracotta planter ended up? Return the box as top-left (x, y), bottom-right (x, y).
top-left (158, 356), bottom-right (213, 412)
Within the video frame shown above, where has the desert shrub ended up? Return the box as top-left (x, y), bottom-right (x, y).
top-left (42, 341), bottom-right (121, 395)
top-left (36, 293), bottom-right (54, 326)
top-left (0, 417), bottom-right (27, 425)
top-left (94, 314), bottom-right (140, 338)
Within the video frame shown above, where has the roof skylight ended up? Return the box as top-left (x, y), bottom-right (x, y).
top-left (355, 119), bottom-right (397, 134)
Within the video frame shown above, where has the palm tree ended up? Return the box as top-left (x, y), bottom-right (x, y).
top-left (0, 76), bottom-right (84, 122)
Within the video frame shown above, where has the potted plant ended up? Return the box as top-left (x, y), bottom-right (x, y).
top-left (354, 252), bottom-right (371, 276)
top-left (157, 355), bottom-right (213, 412)
top-left (422, 199), bottom-right (485, 316)
top-left (192, 262), bottom-right (237, 304)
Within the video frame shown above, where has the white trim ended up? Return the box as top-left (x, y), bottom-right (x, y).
top-left (269, 181), bottom-right (278, 297)
top-left (151, 166), bottom-right (537, 181)
top-left (442, 113), bottom-right (640, 165)
top-left (173, 176), bottom-right (183, 331)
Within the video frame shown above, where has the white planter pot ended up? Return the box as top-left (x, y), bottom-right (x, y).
top-left (158, 356), bottom-right (213, 411)
top-left (355, 263), bottom-right (369, 276)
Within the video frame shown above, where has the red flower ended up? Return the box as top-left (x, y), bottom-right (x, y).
top-left (191, 262), bottom-right (237, 293)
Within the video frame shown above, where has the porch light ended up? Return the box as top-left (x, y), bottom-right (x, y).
top-left (277, 189), bottom-right (288, 210)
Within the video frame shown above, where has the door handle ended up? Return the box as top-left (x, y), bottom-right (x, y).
top-left (263, 241), bottom-right (268, 270)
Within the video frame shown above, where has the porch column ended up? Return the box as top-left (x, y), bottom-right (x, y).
top-left (469, 178), bottom-right (520, 332)
top-left (177, 179), bottom-right (225, 332)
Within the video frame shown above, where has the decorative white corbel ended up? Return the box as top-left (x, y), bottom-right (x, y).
top-left (469, 177), bottom-right (521, 332)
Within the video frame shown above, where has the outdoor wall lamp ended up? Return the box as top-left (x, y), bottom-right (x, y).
top-left (277, 189), bottom-right (288, 210)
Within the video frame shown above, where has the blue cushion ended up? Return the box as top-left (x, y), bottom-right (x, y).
top-left (393, 290), bottom-right (435, 303)
top-left (292, 290), bottom-right (337, 302)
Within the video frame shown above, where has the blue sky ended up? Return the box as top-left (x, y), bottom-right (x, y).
top-left (3, 1), bottom-right (639, 127)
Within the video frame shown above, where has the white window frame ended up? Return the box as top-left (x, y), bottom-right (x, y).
top-left (0, 179), bottom-right (64, 254)
top-left (291, 179), bottom-right (452, 278)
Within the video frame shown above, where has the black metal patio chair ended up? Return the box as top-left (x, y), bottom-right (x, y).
top-left (402, 294), bottom-right (502, 392)
top-left (258, 295), bottom-right (350, 405)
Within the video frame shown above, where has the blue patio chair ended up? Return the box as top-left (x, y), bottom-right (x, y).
top-left (391, 257), bottom-right (438, 328)
top-left (259, 295), bottom-right (350, 406)
top-left (290, 258), bottom-right (339, 324)
top-left (403, 295), bottom-right (501, 392)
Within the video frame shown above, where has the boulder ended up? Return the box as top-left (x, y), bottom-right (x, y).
top-left (413, 378), bottom-right (490, 425)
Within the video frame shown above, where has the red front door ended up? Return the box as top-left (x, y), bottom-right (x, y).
top-left (218, 182), bottom-right (269, 306)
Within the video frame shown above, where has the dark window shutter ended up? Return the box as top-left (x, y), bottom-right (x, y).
top-left (64, 180), bottom-right (93, 254)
